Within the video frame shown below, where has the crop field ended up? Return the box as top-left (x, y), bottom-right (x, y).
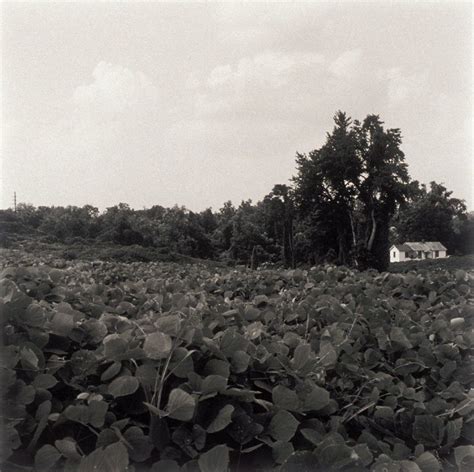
top-left (1, 249), bottom-right (473, 472)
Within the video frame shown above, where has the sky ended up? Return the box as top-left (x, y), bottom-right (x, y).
top-left (1, 1), bottom-right (472, 212)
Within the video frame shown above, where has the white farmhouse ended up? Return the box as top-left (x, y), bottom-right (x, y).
top-left (390, 241), bottom-right (447, 263)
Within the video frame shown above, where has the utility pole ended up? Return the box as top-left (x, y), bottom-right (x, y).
top-left (13, 192), bottom-right (17, 212)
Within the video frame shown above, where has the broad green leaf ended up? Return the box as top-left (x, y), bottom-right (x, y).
top-left (300, 428), bottom-right (323, 445)
top-left (34, 444), bottom-right (61, 472)
top-left (103, 335), bottom-right (128, 359)
top-left (207, 404), bottom-right (234, 433)
top-left (155, 314), bottom-right (182, 336)
top-left (83, 319), bottom-right (108, 344)
top-left (272, 441), bottom-right (294, 464)
top-left (292, 344), bottom-right (311, 370)
top-left (143, 331), bottom-right (173, 360)
top-left (202, 375), bottom-right (228, 394)
top-left (169, 347), bottom-right (195, 378)
top-left (220, 330), bottom-right (248, 357)
top-left (78, 441), bottom-right (129, 472)
top-left (55, 438), bottom-right (81, 461)
top-left (415, 452), bottom-right (441, 472)
top-left (101, 361), bottom-right (122, 382)
top-left (51, 311), bottom-right (74, 337)
top-left (108, 375), bottom-right (139, 398)
top-left (23, 303), bottom-right (46, 327)
top-left (198, 445), bottom-right (230, 472)
top-left (445, 417), bottom-right (463, 447)
top-left (136, 363), bottom-right (158, 389)
top-left (318, 341), bottom-right (338, 368)
top-left (166, 388), bottom-right (195, 421)
top-left (454, 446), bottom-right (474, 470)
top-left (272, 385), bottom-right (299, 411)
top-left (203, 359), bottom-right (230, 378)
top-left (28, 400), bottom-right (52, 453)
top-left (280, 451), bottom-right (317, 472)
top-left (231, 350), bottom-right (250, 373)
top-left (123, 426), bottom-right (153, 462)
top-left (64, 405), bottom-right (89, 424)
top-left (88, 400), bottom-right (108, 428)
top-left (244, 305), bottom-right (260, 321)
top-left (33, 374), bottom-right (57, 390)
top-left (316, 441), bottom-right (354, 469)
top-left (268, 410), bottom-right (299, 442)
top-left (301, 385), bottom-right (330, 412)
top-left (399, 460), bottom-right (422, 472)
top-left (0, 345), bottom-right (19, 369)
top-left (390, 327), bottom-right (412, 350)
top-left (354, 443), bottom-right (373, 467)
top-left (20, 346), bottom-right (39, 370)
top-left (413, 415), bottom-right (445, 447)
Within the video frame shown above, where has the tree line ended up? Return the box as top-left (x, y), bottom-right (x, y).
top-left (2, 112), bottom-right (472, 270)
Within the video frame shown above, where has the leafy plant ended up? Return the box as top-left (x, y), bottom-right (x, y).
top-left (0, 249), bottom-right (472, 471)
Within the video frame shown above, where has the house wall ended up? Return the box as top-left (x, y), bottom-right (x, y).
top-left (390, 249), bottom-right (398, 262)
top-left (399, 251), bottom-right (409, 262)
top-left (390, 247), bottom-right (447, 263)
top-left (426, 250), bottom-right (448, 259)
top-left (390, 249), bottom-right (408, 262)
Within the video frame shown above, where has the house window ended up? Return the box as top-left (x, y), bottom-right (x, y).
top-left (393, 251), bottom-right (396, 258)
top-left (435, 250), bottom-right (439, 257)
top-left (418, 251), bottom-right (422, 258)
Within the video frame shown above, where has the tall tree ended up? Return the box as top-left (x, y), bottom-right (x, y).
top-left (352, 114), bottom-right (410, 270)
top-left (294, 112), bottom-right (360, 265)
top-left (294, 111), bottom-right (410, 271)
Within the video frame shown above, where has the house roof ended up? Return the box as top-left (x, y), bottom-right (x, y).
top-left (391, 244), bottom-right (412, 251)
top-left (405, 242), bottom-right (447, 251)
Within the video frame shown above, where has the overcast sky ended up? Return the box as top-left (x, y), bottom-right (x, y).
top-left (1, 1), bottom-right (472, 211)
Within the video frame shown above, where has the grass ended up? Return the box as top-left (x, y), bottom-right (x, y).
top-left (2, 237), bottom-right (229, 268)
top-left (389, 254), bottom-right (474, 272)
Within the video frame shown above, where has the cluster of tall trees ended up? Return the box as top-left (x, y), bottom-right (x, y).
top-left (2, 112), bottom-right (472, 270)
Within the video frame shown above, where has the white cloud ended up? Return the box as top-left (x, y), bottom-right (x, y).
top-left (72, 62), bottom-right (158, 114)
top-left (328, 49), bottom-right (362, 78)
top-left (207, 52), bottom-right (325, 89)
top-left (383, 67), bottom-right (427, 107)
top-left (194, 51), bottom-right (328, 120)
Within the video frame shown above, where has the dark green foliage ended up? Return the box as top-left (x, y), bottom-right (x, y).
top-left (393, 182), bottom-right (470, 255)
top-left (1, 249), bottom-right (472, 471)
top-left (293, 111), bottom-right (410, 271)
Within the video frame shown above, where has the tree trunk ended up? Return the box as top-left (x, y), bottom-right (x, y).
top-left (367, 208), bottom-right (377, 251)
top-left (289, 219), bottom-right (295, 268)
top-left (337, 229), bottom-right (347, 265)
top-left (348, 210), bottom-right (357, 248)
top-left (250, 245), bottom-right (257, 270)
top-left (282, 224), bottom-right (288, 266)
